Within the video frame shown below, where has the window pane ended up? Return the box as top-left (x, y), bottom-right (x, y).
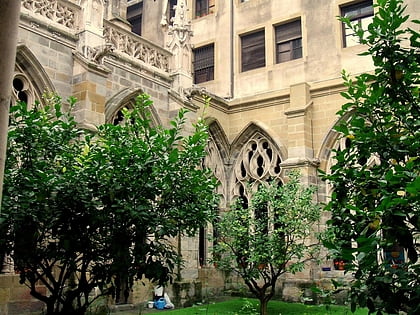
top-left (341, 0), bottom-right (373, 47)
top-left (276, 20), bottom-right (301, 42)
top-left (275, 19), bottom-right (302, 63)
top-left (127, 2), bottom-right (143, 36)
top-left (292, 38), bottom-right (302, 59)
top-left (196, 0), bottom-right (213, 17)
top-left (193, 44), bottom-right (214, 83)
top-left (241, 30), bottom-right (266, 72)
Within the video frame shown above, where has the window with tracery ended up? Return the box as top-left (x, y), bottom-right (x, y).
top-left (11, 73), bottom-right (34, 107)
top-left (200, 134), bottom-right (226, 267)
top-left (231, 133), bottom-right (282, 207)
top-left (327, 134), bottom-right (383, 270)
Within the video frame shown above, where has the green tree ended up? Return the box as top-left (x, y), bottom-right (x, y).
top-left (0, 94), bottom-right (218, 314)
top-left (322, 0), bottom-right (419, 314)
top-left (212, 171), bottom-right (321, 315)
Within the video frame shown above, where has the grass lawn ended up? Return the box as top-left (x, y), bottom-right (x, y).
top-left (156, 298), bottom-right (368, 315)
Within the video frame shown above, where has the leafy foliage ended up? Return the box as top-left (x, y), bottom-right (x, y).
top-left (0, 93), bottom-right (218, 314)
top-left (212, 171), bottom-right (321, 315)
top-left (322, 0), bottom-right (419, 314)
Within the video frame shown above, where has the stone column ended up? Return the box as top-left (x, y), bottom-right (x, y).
top-left (142, 0), bottom-right (166, 45)
top-left (283, 82), bottom-right (319, 182)
top-left (0, 0), bottom-right (21, 210)
top-left (166, 0), bottom-right (193, 104)
top-left (73, 0), bottom-right (110, 129)
top-left (106, 0), bottom-right (131, 31)
top-left (282, 83), bottom-right (320, 288)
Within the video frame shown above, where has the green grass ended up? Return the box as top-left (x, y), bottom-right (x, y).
top-left (158, 298), bottom-right (368, 315)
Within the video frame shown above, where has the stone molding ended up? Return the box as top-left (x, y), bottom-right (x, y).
top-left (284, 101), bottom-right (313, 118)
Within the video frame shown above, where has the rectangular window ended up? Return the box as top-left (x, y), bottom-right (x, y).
top-left (195, 0), bottom-right (215, 18)
top-left (275, 19), bottom-right (302, 64)
top-left (241, 30), bottom-right (266, 72)
top-left (127, 2), bottom-right (143, 36)
top-left (193, 44), bottom-right (215, 84)
top-left (341, 0), bottom-right (373, 47)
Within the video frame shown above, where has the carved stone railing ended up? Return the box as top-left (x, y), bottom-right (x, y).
top-left (21, 0), bottom-right (80, 29)
top-left (104, 20), bottom-right (171, 73)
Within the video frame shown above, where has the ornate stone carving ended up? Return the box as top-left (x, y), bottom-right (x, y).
top-left (167, 0), bottom-right (192, 50)
top-left (104, 23), bottom-right (170, 72)
top-left (231, 133), bottom-right (283, 202)
top-left (82, 44), bottom-right (114, 64)
top-left (22, 0), bottom-right (76, 28)
top-left (160, 0), bottom-right (170, 27)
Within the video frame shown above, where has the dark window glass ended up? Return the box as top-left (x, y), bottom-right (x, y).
top-left (193, 44), bottom-right (215, 84)
top-left (196, 0), bottom-right (215, 18)
top-left (275, 19), bottom-right (302, 63)
top-left (341, 1), bottom-right (373, 47)
top-left (127, 2), bottom-right (143, 36)
top-left (169, 0), bottom-right (177, 22)
top-left (241, 30), bottom-right (266, 72)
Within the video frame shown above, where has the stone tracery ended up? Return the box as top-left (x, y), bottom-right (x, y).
top-left (231, 132), bottom-right (283, 204)
top-left (202, 134), bottom-right (227, 208)
top-left (104, 23), bottom-right (170, 72)
top-left (22, 0), bottom-right (76, 28)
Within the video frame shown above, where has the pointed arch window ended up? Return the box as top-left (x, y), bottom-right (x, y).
top-left (200, 132), bottom-right (226, 267)
top-left (11, 73), bottom-right (35, 107)
top-left (232, 133), bottom-right (282, 203)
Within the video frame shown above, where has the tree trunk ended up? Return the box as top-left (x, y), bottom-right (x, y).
top-left (259, 297), bottom-right (268, 315)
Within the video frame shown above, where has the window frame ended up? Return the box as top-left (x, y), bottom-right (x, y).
top-left (274, 19), bottom-right (303, 64)
top-left (340, 0), bottom-right (374, 47)
top-left (240, 29), bottom-right (266, 72)
top-left (193, 43), bottom-right (215, 84)
top-left (195, 0), bottom-right (215, 18)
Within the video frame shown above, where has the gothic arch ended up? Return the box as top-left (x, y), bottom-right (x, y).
top-left (317, 111), bottom-right (380, 203)
top-left (230, 122), bottom-right (287, 163)
top-left (206, 118), bottom-right (230, 162)
top-left (203, 118), bottom-right (230, 209)
top-left (14, 44), bottom-right (56, 105)
top-left (229, 122), bottom-right (286, 204)
top-left (105, 88), bottom-right (162, 126)
top-left (317, 111), bottom-right (354, 173)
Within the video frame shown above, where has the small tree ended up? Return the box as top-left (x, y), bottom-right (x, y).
top-left (0, 94), bottom-right (218, 314)
top-left (322, 0), bottom-right (419, 314)
top-left (212, 171), bottom-right (321, 315)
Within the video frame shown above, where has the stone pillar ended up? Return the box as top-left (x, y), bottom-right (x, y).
top-left (283, 83), bottom-right (319, 182)
top-left (142, 0), bottom-right (166, 45)
top-left (73, 0), bottom-right (110, 129)
top-left (71, 58), bottom-right (109, 130)
top-left (166, 0), bottom-right (193, 105)
top-left (106, 0), bottom-right (131, 31)
top-left (111, 0), bottom-right (128, 20)
top-left (0, 0), bottom-right (20, 210)
top-left (77, 0), bottom-right (106, 53)
top-left (282, 83), bottom-right (320, 290)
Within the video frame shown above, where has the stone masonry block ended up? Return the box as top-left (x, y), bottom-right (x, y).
top-left (0, 289), bottom-right (10, 304)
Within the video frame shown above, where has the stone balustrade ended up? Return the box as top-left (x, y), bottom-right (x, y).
top-left (104, 20), bottom-right (171, 73)
top-left (21, 0), bottom-right (80, 30)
